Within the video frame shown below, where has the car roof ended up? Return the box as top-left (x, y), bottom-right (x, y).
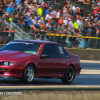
top-left (13, 39), bottom-right (59, 44)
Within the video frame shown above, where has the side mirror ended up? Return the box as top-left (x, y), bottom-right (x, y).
top-left (40, 54), bottom-right (49, 58)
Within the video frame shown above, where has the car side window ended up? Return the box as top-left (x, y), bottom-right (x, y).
top-left (41, 44), bottom-right (59, 58)
top-left (56, 45), bottom-right (69, 58)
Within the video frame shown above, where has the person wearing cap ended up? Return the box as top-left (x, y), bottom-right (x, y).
top-left (6, 5), bottom-right (12, 13)
top-left (68, 18), bottom-right (74, 31)
top-left (56, 10), bottom-right (61, 18)
top-left (97, 14), bottom-right (100, 21)
top-left (83, 19), bottom-right (92, 36)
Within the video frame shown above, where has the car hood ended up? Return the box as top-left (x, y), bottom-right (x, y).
top-left (0, 50), bottom-right (35, 61)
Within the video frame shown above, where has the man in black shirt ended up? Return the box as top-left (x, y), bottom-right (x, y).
top-left (95, 21), bottom-right (100, 35)
top-left (62, 30), bottom-right (67, 47)
top-left (67, 32), bottom-right (74, 48)
top-left (4, 26), bottom-right (9, 44)
top-left (0, 26), bottom-right (4, 44)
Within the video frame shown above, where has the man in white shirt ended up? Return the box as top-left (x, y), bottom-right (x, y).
top-left (76, 18), bottom-right (82, 26)
top-left (54, 10), bottom-right (57, 15)
top-left (63, 8), bottom-right (68, 17)
top-left (31, 17), bottom-right (36, 25)
top-left (56, 10), bottom-right (61, 18)
top-left (63, 17), bottom-right (68, 29)
top-left (45, 13), bottom-right (52, 22)
top-left (63, 17), bottom-right (68, 25)
top-left (68, 19), bottom-right (74, 28)
top-left (51, 10), bottom-right (55, 17)
top-left (72, 5), bottom-right (77, 14)
top-left (30, 17), bottom-right (40, 32)
top-left (97, 2), bottom-right (100, 7)
top-left (68, 19), bottom-right (74, 32)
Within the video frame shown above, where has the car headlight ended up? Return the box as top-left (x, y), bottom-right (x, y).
top-left (9, 62), bottom-right (14, 66)
top-left (3, 62), bottom-right (14, 66)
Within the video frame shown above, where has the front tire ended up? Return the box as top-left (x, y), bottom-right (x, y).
top-left (22, 64), bottom-right (35, 83)
top-left (61, 65), bottom-right (75, 84)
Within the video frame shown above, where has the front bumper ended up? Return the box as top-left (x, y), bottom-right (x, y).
top-left (0, 65), bottom-right (24, 78)
top-left (0, 72), bottom-right (23, 78)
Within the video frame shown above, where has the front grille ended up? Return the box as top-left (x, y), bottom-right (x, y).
top-left (0, 71), bottom-right (4, 74)
top-left (0, 68), bottom-right (7, 71)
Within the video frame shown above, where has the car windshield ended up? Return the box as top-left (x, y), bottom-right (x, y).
top-left (0, 41), bottom-right (42, 54)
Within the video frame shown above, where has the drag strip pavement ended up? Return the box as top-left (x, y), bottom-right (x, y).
top-left (73, 61), bottom-right (100, 85)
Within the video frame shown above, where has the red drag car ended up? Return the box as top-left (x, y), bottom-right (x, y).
top-left (0, 40), bottom-right (81, 83)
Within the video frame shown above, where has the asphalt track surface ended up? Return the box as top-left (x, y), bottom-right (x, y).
top-left (0, 60), bottom-right (99, 89)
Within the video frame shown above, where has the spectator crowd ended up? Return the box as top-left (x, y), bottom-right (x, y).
top-left (0, 0), bottom-right (99, 48)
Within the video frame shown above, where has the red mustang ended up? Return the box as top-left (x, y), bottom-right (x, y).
top-left (0, 40), bottom-right (81, 84)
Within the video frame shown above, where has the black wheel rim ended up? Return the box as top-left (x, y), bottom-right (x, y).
top-left (67, 67), bottom-right (74, 82)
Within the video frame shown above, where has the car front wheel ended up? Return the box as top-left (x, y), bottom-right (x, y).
top-left (61, 66), bottom-right (75, 84)
top-left (22, 64), bottom-right (35, 83)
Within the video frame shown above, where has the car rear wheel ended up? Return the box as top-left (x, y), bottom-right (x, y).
top-left (22, 64), bottom-right (35, 83)
top-left (61, 66), bottom-right (74, 84)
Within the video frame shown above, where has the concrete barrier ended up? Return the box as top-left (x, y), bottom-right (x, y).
top-left (66, 48), bottom-right (100, 60)
top-left (0, 44), bottom-right (4, 48)
top-left (0, 44), bottom-right (100, 60)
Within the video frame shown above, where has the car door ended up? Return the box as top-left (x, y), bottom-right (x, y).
top-left (55, 44), bottom-right (70, 73)
top-left (37, 44), bottom-right (61, 77)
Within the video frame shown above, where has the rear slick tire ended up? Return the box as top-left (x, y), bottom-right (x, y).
top-left (61, 66), bottom-right (75, 84)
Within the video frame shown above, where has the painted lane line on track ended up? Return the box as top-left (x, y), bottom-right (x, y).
top-left (81, 69), bottom-right (100, 74)
top-left (80, 60), bottom-right (100, 64)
